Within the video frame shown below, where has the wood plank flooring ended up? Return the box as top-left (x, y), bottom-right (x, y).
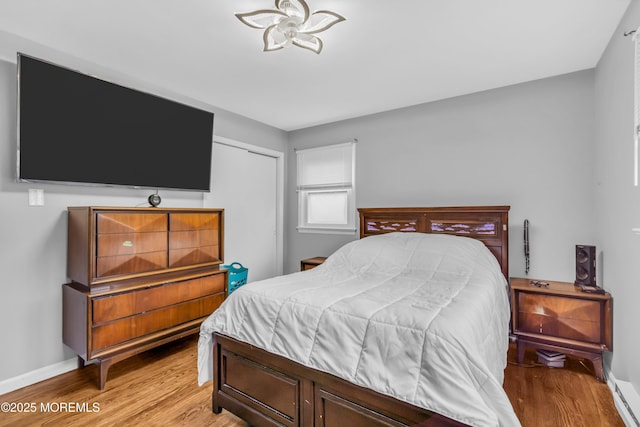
top-left (0, 337), bottom-right (625, 426)
top-left (504, 344), bottom-right (624, 427)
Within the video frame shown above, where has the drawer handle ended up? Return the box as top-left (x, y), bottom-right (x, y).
top-left (122, 240), bottom-right (133, 247)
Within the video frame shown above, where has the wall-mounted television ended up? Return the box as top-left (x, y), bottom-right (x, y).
top-left (17, 53), bottom-right (214, 191)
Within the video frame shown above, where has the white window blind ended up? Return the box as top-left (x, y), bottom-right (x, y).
top-left (296, 141), bottom-right (356, 234)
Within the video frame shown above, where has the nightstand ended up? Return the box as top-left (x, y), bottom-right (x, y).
top-left (510, 277), bottom-right (612, 381)
top-left (300, 257), bottom-right (327, 271)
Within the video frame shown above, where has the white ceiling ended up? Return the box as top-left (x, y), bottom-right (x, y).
top-left (0, 0), bottom-right (632, 131)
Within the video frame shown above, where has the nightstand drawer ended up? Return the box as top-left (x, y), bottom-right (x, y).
top-left (517, 293), bottom-right (601, 343)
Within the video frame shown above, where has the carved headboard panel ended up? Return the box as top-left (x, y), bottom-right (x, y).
top-left (358, 206), bottom-right (510, 279)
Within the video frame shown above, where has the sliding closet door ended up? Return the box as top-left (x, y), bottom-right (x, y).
top-left (205, 142), bottom-right (278, 282)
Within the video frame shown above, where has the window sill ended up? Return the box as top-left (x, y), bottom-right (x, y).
top-left (297, 226), bottom-right (357, 235)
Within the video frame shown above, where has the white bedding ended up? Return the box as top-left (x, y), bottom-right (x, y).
top-left (198, 232), bottom-right (520, 427)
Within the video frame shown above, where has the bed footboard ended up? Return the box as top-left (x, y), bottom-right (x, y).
top-left (212, 333), bottom-right (467, 427)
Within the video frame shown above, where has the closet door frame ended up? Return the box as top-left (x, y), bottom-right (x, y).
top-left (210, 135), bottom-right (284, 277)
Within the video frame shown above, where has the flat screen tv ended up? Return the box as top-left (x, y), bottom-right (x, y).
top-left (17, 53), bottom-right (214, 191)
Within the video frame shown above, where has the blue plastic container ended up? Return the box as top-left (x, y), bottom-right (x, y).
top-left (222, 262), bottom-right (248, 295)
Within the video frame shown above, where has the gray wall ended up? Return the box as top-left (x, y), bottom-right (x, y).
top-left (594, 0), bottom-right (640, 396)
top-left (0, 32), bottom-right (288, 382)
top-left (286, 70), bottom-right (596, 282)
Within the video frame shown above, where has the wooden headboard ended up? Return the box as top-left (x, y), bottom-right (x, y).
top-left (358, 206), bottom-right (510, 279)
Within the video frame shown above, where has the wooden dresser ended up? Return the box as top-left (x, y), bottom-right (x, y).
top-left (510, 277), bottom-right (612, 381)
top-left (63, 207), bottom-right (227, 389)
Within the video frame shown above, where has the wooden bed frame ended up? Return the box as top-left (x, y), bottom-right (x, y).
top-left (210, 206), bottom-right (510, 427)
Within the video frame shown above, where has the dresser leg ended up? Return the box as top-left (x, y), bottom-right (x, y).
top-left (96, 358), bottom-right (113, 390)
top-left (589, 354), bottom-right (605, 382)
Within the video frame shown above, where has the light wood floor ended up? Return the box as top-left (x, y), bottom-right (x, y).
top-left (0, 336), bottom-right (625, 426)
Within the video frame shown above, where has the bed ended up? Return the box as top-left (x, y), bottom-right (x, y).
top-left (198, 206), bottom-right (519, 427)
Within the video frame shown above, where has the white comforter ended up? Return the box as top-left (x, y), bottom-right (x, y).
top-left (198, 232), bottom-right (520, 427)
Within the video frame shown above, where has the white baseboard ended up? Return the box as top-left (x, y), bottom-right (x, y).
top-left (608, 372), bottom-right (640, 427)
top-left (0, 358), bottom-right (78, 396)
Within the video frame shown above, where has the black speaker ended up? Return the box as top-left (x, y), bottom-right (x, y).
top-left (575, 245), bottom-right (596, 286)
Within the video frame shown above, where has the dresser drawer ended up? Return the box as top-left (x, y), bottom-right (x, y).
top-left (97, 212), bottom-right (167, 234)
top-left (517, 293), bottom-right (601, 343)
top-left (169, 229), bottom-right (218, 250)
top-left (169, 245), bottom-right (219, 268)
top-left (91, 293), bottom-right (224, 352)
top-left (97, 231), bottom-right (168, 257)
top-left (96, 250), bottom-right (168, 278)
top-left (170, 213), bottom-right (220, 231)
top-left (92, 273), bottom-right (226, 324)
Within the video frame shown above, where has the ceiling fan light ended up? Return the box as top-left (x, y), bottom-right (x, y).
top-left (236, 0), bottom-right (344, 54)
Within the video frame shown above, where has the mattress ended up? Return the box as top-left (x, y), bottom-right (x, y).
top-left (198, 232), bottom-right (520, 426)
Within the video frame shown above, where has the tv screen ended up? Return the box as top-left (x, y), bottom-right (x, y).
top-left (17, 54), bottom-right (214, 191)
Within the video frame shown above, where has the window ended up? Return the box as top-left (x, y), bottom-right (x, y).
top-left (296, 141), bottom-right (356, 234)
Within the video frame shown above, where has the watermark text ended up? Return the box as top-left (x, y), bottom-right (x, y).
top-left (1, 401), bottom-right (100, 413)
